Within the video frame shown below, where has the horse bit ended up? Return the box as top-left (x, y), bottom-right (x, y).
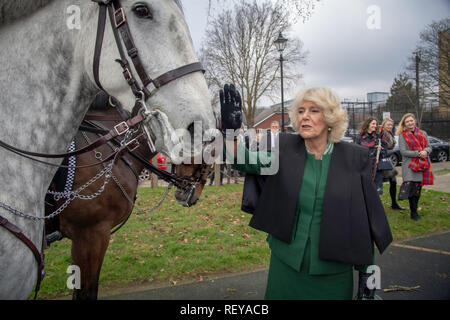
top-left (0, 0), bottom-right (211, 298)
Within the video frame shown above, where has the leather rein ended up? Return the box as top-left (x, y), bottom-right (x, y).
top-left (0, 0), bottom-right (207, 299)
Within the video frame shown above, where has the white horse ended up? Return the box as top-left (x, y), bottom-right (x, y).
top-left (0, 0), bottom-right (216, 299)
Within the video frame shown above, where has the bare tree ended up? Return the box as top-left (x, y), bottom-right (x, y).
top-left (406, 18), bottom-right (450, 108)
top-left (201, 0), bottom-right (311, 126)
top-left (207, 0), bottom-right (319, 23)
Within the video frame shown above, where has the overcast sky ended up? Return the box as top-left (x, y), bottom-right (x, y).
top-left (183, 0), bottom-right (450, 106)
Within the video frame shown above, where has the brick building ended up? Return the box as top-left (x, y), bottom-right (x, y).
top-left (252, 99), bottom-right (294, 131)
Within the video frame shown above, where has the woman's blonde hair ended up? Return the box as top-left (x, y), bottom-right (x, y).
top-left (288, 87), bottom-right (348, 143)
top-left (395, 113), bottom-right (416, 136)
top-left (381, 117), bottom-right (394, 129)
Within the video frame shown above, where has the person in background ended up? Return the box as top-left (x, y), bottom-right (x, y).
top-left (157, 153), bottom-right (167, 172)
top-left (379, 118), bottom-right (405, 210)
top-left (209, 163), bottom-right (224, 186)
top-left (149, 154), bottom-right (168, 175)
top-left (396, 113), bottom-right (433, 221)
top-left (356, 117), bottom-right (385, 194)
top-left (269, 120), bottom-right (280, 151)
top-left (221, 84), bottom-right (392, 300)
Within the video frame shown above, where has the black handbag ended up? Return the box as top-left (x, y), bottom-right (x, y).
top-left (398, 182), bottom-right (411, 201)
top-left (377, 158), bottom-right (394, 171)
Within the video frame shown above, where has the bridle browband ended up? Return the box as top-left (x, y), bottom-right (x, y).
top-left (92, 0), bottom-right (205, 101)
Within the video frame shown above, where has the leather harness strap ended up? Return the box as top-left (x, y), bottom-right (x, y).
top-left (93, 2), bottom-right (108, 92)
top-left (84, 114), bottom-right (125, 121)
top-left (152, 62), bottom-right (205, 89)
top-left (0, 215), bottom-right (44, 299)
top-left (0, 112), bottom-right (146, 161)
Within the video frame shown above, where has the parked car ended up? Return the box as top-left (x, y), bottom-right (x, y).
top-left (390, 135), bottom-right (449, 167)
top-left (341, 136), bottom-right (354, 143)
top-left (345, 128), bottom-right (359, 141)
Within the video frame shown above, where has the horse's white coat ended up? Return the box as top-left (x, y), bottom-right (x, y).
top-left (0, 0), bottom-right (214, 299)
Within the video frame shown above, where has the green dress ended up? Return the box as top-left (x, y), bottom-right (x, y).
top-left (231, 141), bottom-right (370, 300)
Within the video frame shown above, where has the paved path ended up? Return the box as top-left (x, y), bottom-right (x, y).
top-left (101, 230), bottom-right (450, 300)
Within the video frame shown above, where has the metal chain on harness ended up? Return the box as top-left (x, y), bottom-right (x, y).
top-left (80, 130), bottom-right (172, 216)
top-left (0, 160), bottom-right (115, 221)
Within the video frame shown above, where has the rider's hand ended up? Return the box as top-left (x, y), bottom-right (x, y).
top-left (220, 84), bottom-right (242, 135)
top-left (356, 271), bottom-right (376, 300)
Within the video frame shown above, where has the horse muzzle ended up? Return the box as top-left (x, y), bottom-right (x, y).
top-left (175, 184), bottom-right (199, 207)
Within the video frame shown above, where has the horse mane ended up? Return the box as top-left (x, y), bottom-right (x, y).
top-left (0, 0), bottom-right (55, 26)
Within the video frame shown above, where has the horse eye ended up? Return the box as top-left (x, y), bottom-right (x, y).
top-left (132, 2), bottom-right (153, 19)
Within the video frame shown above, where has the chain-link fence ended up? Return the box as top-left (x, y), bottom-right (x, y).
top-left (342, 101), bottom-right (450, 140)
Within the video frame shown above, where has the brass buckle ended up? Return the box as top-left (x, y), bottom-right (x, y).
top-left (123, 68), bottom-right (132, 82)
top-left (114, 121), bottom-right (129, 136)
top-left (126, 138), bottom-right (140, 152)
top-left (114, 7), bottom-right (126, 28)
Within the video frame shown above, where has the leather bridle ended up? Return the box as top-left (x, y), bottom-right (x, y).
top-left (92, 0), bottom-right (205, 101)
top-left (90, 0), bottom-right (213, 202)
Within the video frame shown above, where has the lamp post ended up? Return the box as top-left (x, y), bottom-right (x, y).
top-left (414, 50), bottom-right (421, 126)
top-left (274, 32), bottom-right (288, 132)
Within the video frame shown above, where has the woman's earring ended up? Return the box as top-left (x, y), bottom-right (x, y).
top-left (328, 127), bottom-right (332, 132)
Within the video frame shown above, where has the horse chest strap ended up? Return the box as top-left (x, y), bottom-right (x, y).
top-left (0, 215), bottom-right (44, 299)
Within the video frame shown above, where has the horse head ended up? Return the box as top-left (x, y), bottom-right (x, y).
top-left (83, 0), bottom-right (218, 205)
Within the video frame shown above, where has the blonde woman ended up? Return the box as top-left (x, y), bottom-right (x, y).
top-left (221, 84), bottom-right (392, 300)
top-left (396, 113), bottom-right (433, 221)
top-left (380, 118), bottom-right (404, 210)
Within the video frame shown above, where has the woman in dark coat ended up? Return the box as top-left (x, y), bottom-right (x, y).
top-left (220, 84), bottom-right (392, 300)
top-left (379, 118), bottom-right (405, 210)
top-left (355, 117), bottom-right (385, 194)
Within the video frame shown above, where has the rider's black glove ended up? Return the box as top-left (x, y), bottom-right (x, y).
top-left (356, 271), bottom-right (376, 300)
top-left (220, 84), bottom-right (242, 138)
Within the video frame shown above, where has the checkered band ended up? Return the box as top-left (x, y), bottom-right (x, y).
top-left (64, 140), bottom-right (76, 193)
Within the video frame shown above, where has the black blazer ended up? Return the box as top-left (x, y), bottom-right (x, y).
top-left (245, 133), bottom-right (393, 265)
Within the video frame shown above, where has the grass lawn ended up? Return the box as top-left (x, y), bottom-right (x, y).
top-left (39, 183), bottom-right (450, 299)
